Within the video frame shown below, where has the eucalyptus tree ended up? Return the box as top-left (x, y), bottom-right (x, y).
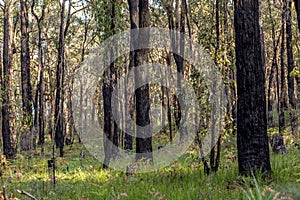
top-left (92, 0), bottom-right (125, 168)
top-left (20, 0), bottom-right (34, 151)
top-left (0, 0), bottom-right (16, 157)
top-left (101, 0), bottom-right (118, 169)
top-left (31, 0), bottom-right (46, 154)
top-left (234, 0), bottom-right (271, 175)
top-left (125, 0), bottom-right (138, 151)
top-left (55, 0), bottom-right (73, 157)
top-left (133, 0), bottom-right (153, 163)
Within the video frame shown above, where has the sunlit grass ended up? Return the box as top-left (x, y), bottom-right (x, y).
top-left (0, 142), bottom-right (299, 199)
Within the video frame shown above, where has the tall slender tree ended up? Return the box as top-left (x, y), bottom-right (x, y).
top-left (135, 0), bottom-right (153, 162)
top-left (125, 0), bottom-right (138, 151)
top-left (234, 0), bottom-right (271, 175)
top-left (54, 0), bottom-right (74, 157)
top-left (31, 0), bottom-right (46, 154)
top-left (55, 0), bottom-right (71, 157)
top-left (209, 0), bottom-right (221, 173)
top-left (1, 0), bottom-right (16, 158)
top-left (286, 0), bottom-right (297, 135)
top-left (20, 0), bottom-right (34, 151)
top-left (102, 0), bottom-right (118, 169)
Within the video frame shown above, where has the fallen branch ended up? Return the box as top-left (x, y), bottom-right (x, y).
top-left (16, 190), bottom-right (36, 200)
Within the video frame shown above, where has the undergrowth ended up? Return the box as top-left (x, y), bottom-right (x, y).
top-left (0, 143), bottom-right (299, 200)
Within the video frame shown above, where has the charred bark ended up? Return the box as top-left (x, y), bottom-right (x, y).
top-left (234, 0), bottom-right (271, 175)
top-left (20, 0), bottom-right (34, 151)
top-left (135, 0), bottom-right (153, 163)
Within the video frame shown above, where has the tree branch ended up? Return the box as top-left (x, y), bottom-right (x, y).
top-left (17, 190), bottom-right (37, 200)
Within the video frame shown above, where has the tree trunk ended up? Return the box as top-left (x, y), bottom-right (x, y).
top-left (267, 0), bottom-right (277, 128)
top-left (55, 0), bottom-right (66, 157)
top-left (125, 0), bottom-right (138, 151)
top-left (209, 0), bottom-right (221, 174)
top-left (31, 0), bottom-right (46, 154)
top-left (166, 52), bottom-right (172, 143)
top-left (286, 0), bottom-right (297, 135)
top-left (20, 0), bottom-right (34, 151)
top-left (234, 0), bottom-right (271, 175)
top-left (135, 0), bottom-right (153, 162)
top-left (54, 0), bottom-right (72, 157)
top-left (102, 0), bottom-right (119, 169)
top-left (1, 1), bottom-right (16, 158)
top-left (102, 61), bottom-right (114, 168)
top-left (273, 4), bottom-right (288, 154)
top-left (161, 0), bottom-right (185, 137)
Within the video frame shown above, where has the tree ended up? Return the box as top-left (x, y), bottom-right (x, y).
top-left (102, 0), bottom-right (119, 169)
top-left (234, 0), bottom-right (271, 175)
top-left (134, 0), bottom-right (153, 162)
top-left (31, 0), bottom-right (46, 154)
top-left (20, 0), bottom-right (34, 151)
top-left (286, 0), bottom-right (297, 135)
top-left (1, 0), bottom-right (16, 158)
top-left (55, 0), bottom-right (72, 157)
top-left (161, 0), bottom-right (187, 141)
top-left (125, 0), bottom-right (138, 151)
top-left (270, 2), bottom-right (288, 154)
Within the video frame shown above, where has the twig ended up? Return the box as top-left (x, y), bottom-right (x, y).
top-left (17, 190), bottom-right (37, 200)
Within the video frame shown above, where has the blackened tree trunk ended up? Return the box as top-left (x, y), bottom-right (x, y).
top-left (102, 61), bottom-right (114, 168)
top-left (54, 0), bottom-right (72, 157)
top-left (166, 53), bottom-right (172, 143)
top-left (234, 0), bottom-right (271, 175)
top-left (1, 1), bottom-right (16, 158)
top-left (125, 0), bottom-right (138, 151)
top-left (55, 0), bottom-right (67, 157)
top-left (20, 0), bottom-right (34, 151)
top-left (102, 0), bottom-right (119, 168)
top-left (177, 0), bottom-right (186, 141)
top-left (135, 0), bottom-right (153, 162)
top-left (31, 0), bottom-right (46, 154)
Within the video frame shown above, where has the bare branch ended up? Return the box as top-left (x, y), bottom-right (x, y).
top-left (17, 190), bottom-right (37, 200)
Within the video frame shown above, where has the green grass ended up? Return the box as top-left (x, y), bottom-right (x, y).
top-left (0, 143), bottom-right (299, 200)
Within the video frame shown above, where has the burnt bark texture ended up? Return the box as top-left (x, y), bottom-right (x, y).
top-left (20, 0), bottom-right (34, 151)
top-left (102, 0), bottom-right (119, 169)
top-left (135, 0), bottom-right (153, 162)
top-left (234, 0), bottom-right (271, 175)
top-left (54, 0), bottom-right (72, 157)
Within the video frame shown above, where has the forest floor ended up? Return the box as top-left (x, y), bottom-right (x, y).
top-left (0, 138), bottom-right (299, 200)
